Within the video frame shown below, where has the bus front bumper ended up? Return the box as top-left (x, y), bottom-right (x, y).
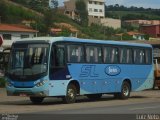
top-left (6, 86), bottom-right (49, 97)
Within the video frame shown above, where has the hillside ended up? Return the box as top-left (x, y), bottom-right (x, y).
top-left (1, 1), bottom-right (160, 40)
top-left (0, 0), bottom-right (42, 23)
top-left (106, 5), bottom-right (160, 20)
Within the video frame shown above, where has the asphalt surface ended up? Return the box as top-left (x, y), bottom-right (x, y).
top-left (0, 88), bottom-right (160, 120)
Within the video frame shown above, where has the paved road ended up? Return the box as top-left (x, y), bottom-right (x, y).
top-left (0, 88), bottom-right (160, 115)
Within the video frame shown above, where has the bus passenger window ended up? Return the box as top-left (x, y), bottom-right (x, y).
top-left (134, 49), bottom-right (145, 64)
top-left (120, 48), bottom-right (127, 64)
top-left (145, 49), bottom-right (152, 64)
top-left (140, 50), bottom-right (145, 64)
top-left (67, 45), bottom-right (84, 63)
top-left (55, 46), bottom-right (65, 67)
top-left (86, 46), bottom-right (102, 63)
top-left (111, 47), bottom-right (119, 63)
top-left (126, 49), bottom-right (133, 64)
top-left (103, 47), bottom-right (111, 63)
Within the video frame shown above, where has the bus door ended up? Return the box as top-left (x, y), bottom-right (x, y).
top-left (50, 44), bottom-right (69, 80)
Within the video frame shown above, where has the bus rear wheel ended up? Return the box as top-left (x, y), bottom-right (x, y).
top-left (30, 97), bottom-right (44, 104)
top-left (63, 84), bottom-right (77, 104)
top-left (87, 94), bottom-right (102, 100)
top-left (120, 81), bottom-right (131, 99)
top-left (114, 81), bottom-right (131, 99)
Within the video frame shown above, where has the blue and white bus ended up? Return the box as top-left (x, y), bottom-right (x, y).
top-left (6, 37), bottom-right (154, 104)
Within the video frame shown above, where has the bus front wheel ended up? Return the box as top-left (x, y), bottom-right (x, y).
top-left (63, 84), bottom-right (77, 104)
top-left (30, 97), bottom-right (44, 104)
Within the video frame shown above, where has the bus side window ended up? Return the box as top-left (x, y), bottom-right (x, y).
top-left (120, 48), bottom-right (127, 64)
top-left (67, 45), bottom-right (84, 63)
top-left (86, 46), bottom-right (102, 63)
top-left (126, 49), bottom-right (133, 64)
top-left (134, 49), bottom-right (145, 64)
top-left (103, 47), bottom-right (111, 63)
top-left (55, 47), bottom-right (65, 67)
top-left (145, 49), bottom-right (152, 64)
top-left (111, 47), bottom-right (119, 64)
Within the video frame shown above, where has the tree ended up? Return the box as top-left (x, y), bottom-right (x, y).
top-left (50, 0), bottom-right (58, 9)
top-left (42, 0), bottom-right (59, 35)
top-left (75, 0), bottom-right (88, 26)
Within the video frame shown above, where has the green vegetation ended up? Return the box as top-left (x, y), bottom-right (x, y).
top-left (75, 0), bottom-right (88, 26)
top-left (106, 5), bottom-right (160, 20)
top-left (0, 78), bottom-right (5, 87)
top-left (0, 0), bottom-right (41, 24)
top-left (11, 0), bottom-right (49, 13)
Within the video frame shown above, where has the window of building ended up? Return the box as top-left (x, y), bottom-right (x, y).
top-left (67, 45), bottom-right (84, 63)
top-left (3, 34), bottom-right (11, 40)
top-left (99, 2), bottom-right (103, 5)
top-left (21, 34), bottom-right (29, 39)
top-left (99, 9), bottom-right (103, 12)
top-left (86, 46), bottom-right (102, 63)
top-left (89, 8), bottom-right (92, 12)
top-left (94, 1), bottom-right (97, 4)
top-left (94, 9), bottom-right (98, 12)
top-left (89, 1), bottom-right (92, 4)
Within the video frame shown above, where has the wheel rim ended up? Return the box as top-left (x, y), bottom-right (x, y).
top-left (68, 88), bottom-right (75, 100)
top-left (123, 85), bottom-right (129, 96)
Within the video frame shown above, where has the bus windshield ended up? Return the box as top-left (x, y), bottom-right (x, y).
top-left (7, 43), bottom-right (49, 80)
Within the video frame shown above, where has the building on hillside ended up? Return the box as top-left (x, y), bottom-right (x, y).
top-left (52, 23), bottom-right (79, 37)
top-left (86, 0), bottom-right (105, 19)
top-left (140, 24), bottom-right (160, 38)
top-left (64, 0), bottom-right (80, 21)
top-left (124, 20), bottom-right (160, 27)
top-left (115, 31), bottom-right (145, 40)
top-left (64, 0), bottom-right (121, 29)
top-left (0, 24), bottom-right (38, 49)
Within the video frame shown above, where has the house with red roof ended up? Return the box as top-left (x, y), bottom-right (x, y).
top-left (0, 24), bottom-right (38, 48)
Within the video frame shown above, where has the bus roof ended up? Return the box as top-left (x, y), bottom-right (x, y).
top-left (15, 37), bottom-right (152, 48)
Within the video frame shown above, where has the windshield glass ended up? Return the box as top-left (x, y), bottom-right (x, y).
top-left (8, 43), bottom-right (49, 79)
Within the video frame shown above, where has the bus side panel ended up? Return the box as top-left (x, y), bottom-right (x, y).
top-left (67, 64), bottom-right (154, 95)
top-left (48, 80), bottom-right (69, 96)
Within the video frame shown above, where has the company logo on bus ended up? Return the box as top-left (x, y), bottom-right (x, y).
top-left (105, 66), bottom-right (121, 76)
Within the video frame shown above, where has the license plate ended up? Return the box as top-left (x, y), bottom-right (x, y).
top-left (20, 93), bottom-right (27, 97)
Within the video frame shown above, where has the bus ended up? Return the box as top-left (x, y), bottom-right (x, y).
top-left (5, 37), bottom-right (154, 104)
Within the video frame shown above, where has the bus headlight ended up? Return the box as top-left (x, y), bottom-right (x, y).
top-left (36, 80), bottom-right (47, 87)
top-left (6, 81), bottom-right (13, 87)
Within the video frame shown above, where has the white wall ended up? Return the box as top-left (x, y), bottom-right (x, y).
top-left (0, 32), bottom-right (35, 48)
top-left (101, 18), bottom-right (121, 29)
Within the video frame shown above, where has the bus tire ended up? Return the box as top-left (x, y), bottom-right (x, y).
top-left (158, 86), bottom-right (160, 90)
top-left (63, 84), bottom-right (77, 104)
top-left (30, 97), bottom-right (44, 104)
top-left (87, 94), bottom-right (102, 101)
top-left (119, 81), bottom-right (131, 99)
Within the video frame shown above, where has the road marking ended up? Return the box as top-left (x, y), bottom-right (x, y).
top-left (130, 106), bottom-right (160, 111)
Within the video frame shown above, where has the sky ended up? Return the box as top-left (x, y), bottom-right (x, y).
top-left (58, 0), bottom-right (160, 9)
